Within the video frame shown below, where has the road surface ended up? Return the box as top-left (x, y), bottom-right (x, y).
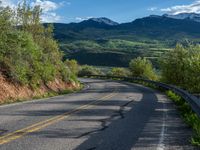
top-left (0, 78), bottom-right (196, 150)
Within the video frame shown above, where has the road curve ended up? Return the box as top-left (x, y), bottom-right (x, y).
top-left (0, 78), bottom-right (196, 150)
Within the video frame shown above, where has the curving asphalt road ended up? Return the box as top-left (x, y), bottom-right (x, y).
top-left (0, 78), bottom-right (196, 150)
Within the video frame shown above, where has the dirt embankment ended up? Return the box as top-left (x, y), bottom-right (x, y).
top-left (0, 74), bottom-right (80, 104)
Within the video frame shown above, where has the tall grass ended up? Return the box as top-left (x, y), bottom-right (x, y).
top-left (166, 91), bottom-right (200, 146)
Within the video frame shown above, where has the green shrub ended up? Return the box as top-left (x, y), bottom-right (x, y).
top-left (107, 67), bottom-right (130, 77)
top-left (0, 31), bottom-right (41, 84)
top-left (65, 59), bottom-right (79, 75)
top-left (160, 44), bottom-right (200, 93)
top-left (78, 65), bottom-right (102, 77)
top-left (129, 57), bottom-right (157, 80)
top-left (166, 91), bottom-right (200, 146)
top-left (0, 1), bottom-right (74, 87)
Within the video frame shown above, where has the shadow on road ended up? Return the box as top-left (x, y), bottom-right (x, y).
top-left (0, 80), bottom-right (194, 149)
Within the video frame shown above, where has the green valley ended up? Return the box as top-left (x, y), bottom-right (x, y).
top-left (60, 39), bottom-right (171, 67)
top-left (51, 16), bottom-right (200, 67)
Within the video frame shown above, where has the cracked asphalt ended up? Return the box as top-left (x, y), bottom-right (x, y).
top-left (0, 78), bottom-right (196, 150)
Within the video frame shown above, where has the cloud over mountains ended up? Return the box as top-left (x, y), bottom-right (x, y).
top-left (161, 0), bottom-right (200, 15)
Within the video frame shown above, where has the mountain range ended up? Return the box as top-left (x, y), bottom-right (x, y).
top-left (164, 13), bottom-right (200, 22)
top-left (51, 13), bottom-right (200, 67)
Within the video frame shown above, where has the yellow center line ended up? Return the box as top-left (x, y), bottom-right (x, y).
top-left (0, 91), bottom-right (118, 145)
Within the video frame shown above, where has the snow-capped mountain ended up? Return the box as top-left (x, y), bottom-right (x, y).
top-left (88, 17), bottom-right (119, 26)
top-left (163, 13), bottom-right (200, 22)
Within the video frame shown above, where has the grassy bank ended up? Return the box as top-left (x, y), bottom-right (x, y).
top-left (166, 91), bottom-right (200, 146)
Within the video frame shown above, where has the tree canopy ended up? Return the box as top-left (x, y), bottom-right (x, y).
top-left (129, 57), bottom-right (157, 80)
top-left (160, 44), bottom-right (200, 93)
top-left (0, 0), bottom-right (74, 88)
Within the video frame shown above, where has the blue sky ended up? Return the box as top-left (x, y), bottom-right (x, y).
top-left (1, 0), bottom-right (200, 23)
top-left (60, 0), bottom-right (193, 23)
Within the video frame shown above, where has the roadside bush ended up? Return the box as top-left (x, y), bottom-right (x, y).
top-left (166, 91), bottom-right (200, 146)
top-left (129, 57), bottom-right (157, 80)
top-left (78, 65), bottom-right (102, 77)
top-left (65, 59), bottom-right (79, 75)
top-left (107, 67), bottom-right (130, 77)
top-left (160, 44), bottom-right (200, 93)
top-left (0, 1), bottom-right (74, 87)
top-left (0, 31), bottom-right (42, 84)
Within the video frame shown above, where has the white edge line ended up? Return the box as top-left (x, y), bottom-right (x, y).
top-left (157, 102), bottom-right (166, 150)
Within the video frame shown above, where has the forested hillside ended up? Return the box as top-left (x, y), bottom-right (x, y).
top-left (0, 1), bottom-right (78, 103)
top-left (51, 16), bottom-right (200, 67)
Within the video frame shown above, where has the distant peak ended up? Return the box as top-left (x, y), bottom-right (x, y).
top-left (163, 13), bottom-right (200, 22)
top-left (149, 15), bottom-right (161, 18)
top-left (88, 17), bottom-right (119, 26)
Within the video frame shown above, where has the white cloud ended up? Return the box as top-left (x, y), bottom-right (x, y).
top-left (0, 0), bottom-right (16, 8)
top-left (31, 0), bottom-right (59, 12)
top-left (0, 0), bottom-right (68, 23)
top-left (30, 0), bottom-right (64, 22)
top-left (148, 7), bottom-right (157, 11)
top-left (75, 16), bottom-right (93, 21)
top-left (41, 12), bottom-right (61, 22)
top-left (59, 1), bottom-right (71, 6)
top-left (161, 0), bottom-right (200, 14)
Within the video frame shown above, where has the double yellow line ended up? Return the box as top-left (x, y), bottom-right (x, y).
top-left (0, 91), bottom-right (118, 145)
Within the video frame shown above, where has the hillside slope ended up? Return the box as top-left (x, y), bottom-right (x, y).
top-left (52, 15), bottom-right (200, 67)
top-left (0, 75), bottom-right (79, 104)
top-left (0, 2), bottom-right (79, 104)
top-left (53, 16), bottom-right (200, 41)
